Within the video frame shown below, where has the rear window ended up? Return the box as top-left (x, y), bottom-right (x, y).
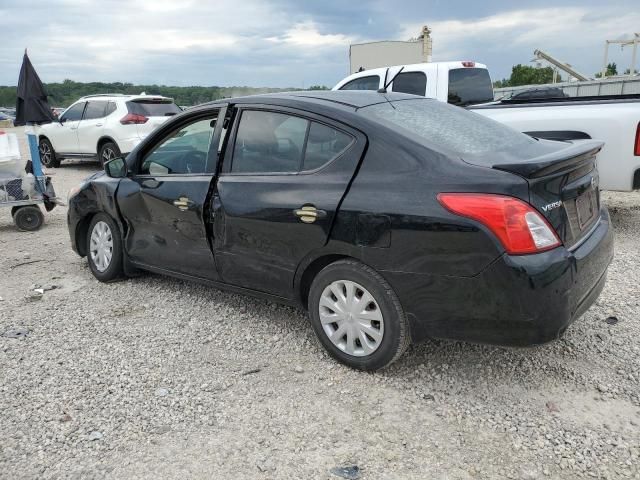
top-left (362, 98), bottom-right (534, 156)
top-left (448, 68), bottom-right (494, 106)
top-left (126, 99), bottom-right (181, 117)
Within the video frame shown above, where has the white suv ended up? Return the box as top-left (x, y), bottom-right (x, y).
top-left (37, 94), bottom-right (181, 167)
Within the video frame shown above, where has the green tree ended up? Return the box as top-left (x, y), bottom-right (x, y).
top-left (0, 80), bottom-right (331, 108)
top-left (505, 64), bottom-right (557, 87)
top-left (595, 62), bottom-right (618, 78)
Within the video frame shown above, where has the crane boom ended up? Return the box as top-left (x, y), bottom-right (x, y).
top-left (533, 49), bottom-right (590, 81)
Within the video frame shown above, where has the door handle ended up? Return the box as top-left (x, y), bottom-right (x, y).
top-left (70, 126), bottom-right (78, 130)
top-left (294, 205), bottom-right (325, 223)
top-left (173, 197), bottom-right (194, 211)
top-left (95, 123), bottom-right (103, 127)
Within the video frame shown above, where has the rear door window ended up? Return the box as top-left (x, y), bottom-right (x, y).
top-left (303, 123), bottom-right (352, 171)
top-left (230, 110), bottom-right (354, 174)
top-left (448, 68), bottom-right (494, 106)
top-left (339, 75), bottom-right (380, 91)
top-left (231, 110), bottom-right (308, 173)
top-left (83, 101), bottom-right (108, 120)
top-left (127, 99), bottom-right (181, 117)
top-left (391, 72), bottom-right (427, 96)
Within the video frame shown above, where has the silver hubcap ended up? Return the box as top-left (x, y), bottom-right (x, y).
top-left (319, 280), bottom-right (384, 357)
top-left (102, 148), bottom-right (115, 163)
top-left (89, 221), bottom-right (113, 272)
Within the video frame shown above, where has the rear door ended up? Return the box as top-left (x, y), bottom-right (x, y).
top-left (77, 100), bottom-right (108, 154)
top-left (55, 102), bottom-right (86, 153)
top-left (212, 105), bottom-right (366, 298)
top-left (116, 107), bottom-right (226, 279)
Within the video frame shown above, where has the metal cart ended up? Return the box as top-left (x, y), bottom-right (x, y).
top-left (0, 175), bottom-right (51, 231)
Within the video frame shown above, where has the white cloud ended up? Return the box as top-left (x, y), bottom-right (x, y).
top-left (269, 21), bottom-right (354, 47)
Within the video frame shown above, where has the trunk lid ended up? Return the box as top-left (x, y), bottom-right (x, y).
top-left (492, 140), bottom-right (604, 249)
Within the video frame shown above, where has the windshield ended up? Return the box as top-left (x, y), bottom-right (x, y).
top-left (127, 99), bottom-right (181, 117)
top-left (362, 98), bottom-right (535, 156)
top-left (448, 68), bottom-right (494, 106)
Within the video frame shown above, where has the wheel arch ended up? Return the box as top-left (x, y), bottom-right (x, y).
top-left (38, 134), bottom-right (53, 148)
top-left (74, 211), bottom-right (98, 257)
top-left (97, 136), bottom-right (119, 154)
top-left (296, 253), bottom-right (357, 309)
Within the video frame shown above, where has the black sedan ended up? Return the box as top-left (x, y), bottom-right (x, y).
top-left (67, 91), bottom-right (613, 370)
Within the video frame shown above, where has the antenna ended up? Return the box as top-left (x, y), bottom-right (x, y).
top-left (377, 66), bottom-right (405, 93)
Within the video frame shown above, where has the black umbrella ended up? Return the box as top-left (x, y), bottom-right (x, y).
top-left (14, 50), bottom-right (55, 126)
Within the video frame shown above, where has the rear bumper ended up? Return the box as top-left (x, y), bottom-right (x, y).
top-left (383, 207), bottom-right (614, 346)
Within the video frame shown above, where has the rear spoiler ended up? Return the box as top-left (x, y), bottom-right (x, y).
top-left (493, 140), bottom-right (604, 178)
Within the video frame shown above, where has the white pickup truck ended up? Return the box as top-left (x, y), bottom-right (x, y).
top-left (333, 62), bottom-right (640, 191)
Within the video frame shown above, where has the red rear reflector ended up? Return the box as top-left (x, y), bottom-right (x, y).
top-left (635, 122), bottom-right (640, 156)
top-left (437, 193), bottom-right (561, 255)
top-left (120, 113), bottom-right (148, 125)
top-left (461, 61), bottom-right (476, 68)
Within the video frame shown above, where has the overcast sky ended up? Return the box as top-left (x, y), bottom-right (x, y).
top-left (1, 0), bottom-right (639, 87)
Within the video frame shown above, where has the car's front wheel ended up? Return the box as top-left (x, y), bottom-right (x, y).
top-left (39, 138), bottom-right (60, 168)
top-left (308, 259), bottom-right (411, 371)
top-left (86, 213), bottom-right (123, 282)
top-left (98, 142), bottom-right (121, 167)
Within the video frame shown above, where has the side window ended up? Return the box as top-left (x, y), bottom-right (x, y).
top-left (339, 75), bottom-right (380, 91)
top-left (83, 101), bottom-right (108, 120)
top-left (303, 123), bottom-right (352, 171)
top-left (231, 111), bottom-right (308, 174)
top-left (105, 101), bottom-right (117, 116)
top-left (60, 102), bottom-right (86, 122)
top-left (391, 72), bottom-right (427, 96)
top-left (140, 116), bottom-right (217, 175)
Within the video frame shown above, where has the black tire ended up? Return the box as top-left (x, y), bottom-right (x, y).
top-left (86, 213), bottom-right (124, 282)
top-left (98, 142), bottom-right (121, 167)
top-left (308, 259), bottom-right (411, 371)
top-left (39, 138), bottom-right (60, 168)
top-left (13, 205), bottom-right (44, 231)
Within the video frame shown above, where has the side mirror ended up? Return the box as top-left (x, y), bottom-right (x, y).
top-left (104, 157), bottom-right (128, 178)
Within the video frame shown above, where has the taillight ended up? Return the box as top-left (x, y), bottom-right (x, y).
top-left (634, 122), bottom-right (640, 156)
top-left (461, 61), bottom-right (476, 68)
top-left (120, 113), bottom-right (148, 125)
top-left (437, 193), bottom-right (561, 255)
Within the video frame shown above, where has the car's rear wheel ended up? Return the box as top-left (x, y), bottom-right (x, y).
top-left (308, 259), bottom-right (411, 371)
top-left (86, 213), bottom-right (123, 282)
top-left (39, 138), bottom-right (60, 168)
top-left (98, 142), bottom-right (121, 167)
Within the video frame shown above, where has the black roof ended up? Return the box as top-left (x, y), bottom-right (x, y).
top-left (202, 90), bottom-right (427, 110)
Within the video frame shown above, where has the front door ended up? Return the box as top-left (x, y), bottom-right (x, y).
top-left (117, 109), bottom-right (225, 279)
top-left (212, 106), bottom-right (365, 298)
top-left (55, 101), bottom-right (85, 153)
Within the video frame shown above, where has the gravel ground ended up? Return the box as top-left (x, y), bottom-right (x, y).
top-left (0, 127), bottom-right (638, 479)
